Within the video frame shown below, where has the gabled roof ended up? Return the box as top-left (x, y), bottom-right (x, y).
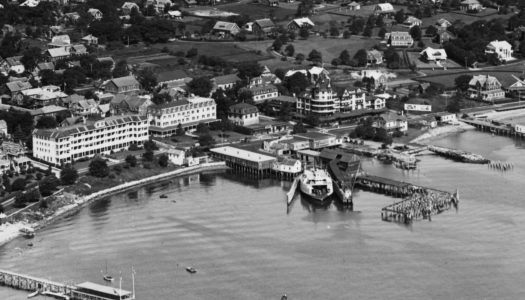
top-left (375, 3), bottom-right (394, 11)
top-left (51, 34), bottom-right (70, 45)
top-left (289, 17), bottom-right (314, 27)
top-left (4, 56), bottom-right (23, 66)
top-left (469, 75), bottom-right (502, 87)
top-left (122, 2), bottom-right (139, 9)
top-left (213, 21), bottom-right (239, 32)
top-left (6, 81), bottom-right (32, 93)
top-left (37, 62), bottom-right (55, 71)
top-left (82, 34), bottom-right (98, 41)
top-left (46, 47), bottom-right (70, 58)
top-left (157, 70), bottom-right (190, 83)
top-left (109, 75), bottom-right (139, 88)
top-left (213, 74), bottom-right (241, 85)
top-left (420, 47), bottom-right (447, 58)
top-left (486, 40), bottom-right (512, 50)
top-left (254, 18), bottom-right (275, 29)
top-left (404, 16), bottom-right (422, 24)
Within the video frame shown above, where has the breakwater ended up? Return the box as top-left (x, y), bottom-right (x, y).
top-left (428, 145), bottom-right (489, 164)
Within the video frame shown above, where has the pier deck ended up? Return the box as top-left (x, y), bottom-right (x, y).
top-left (0, 268), bottom-right (74, 295)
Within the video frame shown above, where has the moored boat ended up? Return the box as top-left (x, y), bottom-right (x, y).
top-left (299, 168), bottom-right (333, 202)
top-left (19, 227), bottom-right (35, 238)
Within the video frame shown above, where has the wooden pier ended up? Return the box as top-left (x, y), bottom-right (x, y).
top-left (461, 118), bottom-right (525, 138)
top-left (0, 268), bottom-right (74, 295)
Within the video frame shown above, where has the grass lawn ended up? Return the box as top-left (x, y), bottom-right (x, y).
top-left (406, 51), bottom-right (462, 70)
top-left (240, 35), bottom-right (379, 63)
top-left (151, 41), bottom-right (270, 63)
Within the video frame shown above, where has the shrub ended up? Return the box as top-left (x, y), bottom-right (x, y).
top-left (12, 178), bottom-right (26, 191)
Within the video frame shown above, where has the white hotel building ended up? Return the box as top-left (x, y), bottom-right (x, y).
top-left (33, 115), bottom-right (149, 165)
top-left (147, 96), bottom-right (218, 137)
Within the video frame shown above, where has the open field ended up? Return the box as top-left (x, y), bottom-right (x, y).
top-left (239, 35), bottom-right (379, 62)
top-left (420, 9), bottom-right (514, 28)
top-left (151, 41), bottom-right (270, 63)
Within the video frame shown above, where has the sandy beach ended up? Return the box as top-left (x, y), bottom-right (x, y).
top-left (0, 162), bottom-right (227, 248)
top-left (410, 122), bottom-right (475, 144)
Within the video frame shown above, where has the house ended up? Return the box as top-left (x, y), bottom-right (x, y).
top-left (485, 40), bottom-right (514, 62)
top-left (352, 69), bottom-right (389, 88)
top-left (16, 85), bottom-right (68, 107)
top-left (287, 17), bottom-right (315, 32)
top-left (347, 1), bottom-right (360, 10)
top-left (167, 10), bottom-right (182, 20)
top-left (333, 87), bottom-right (368, 112)
top-left (146, 0), bottom-right (172, 13)
top-left (228, 103), bottom-right (259, 126)
top-left (5, 81), bottom-right (33, 96)
top-left (374, 111), bottom-right (408, 132)
top-left (272, 157), bottom-right (302, 175)
top-left (404, 16), bottom-right (422, 28)
top-left (436, 18), bottom-right (452, 28)
top-left (122, 2), bottom-right (140, 14)
top-left (1, 24), bottom-right (15, 38)
top-left (157, 70), bottom-right (192, 88)
top-left (212, 74), bottom-right (241, 90)
top-left (212, 21), bottom-right (241, 37)
top-left (460, 0), bottom-right (482, 11)
top-left (253, 19), bottom-right (276, 37)
top-left (103, 76), bottom-right (140, 95)
top-left (260, 66), bottom-right (282, 85)
top-left (366, 50), bottom-right (383, 65)
top-left (45, 47), bottom-right (70, 62)
top-left (36, 62), bottom-right (55, 74)
top-left (81, 34), bottom-right (98, 45)
top-left (110, 94), bottom-right (152, 115)
top-left (167, 148), bottom-right (185, 165)
top-left (49, 34), bottom-right (71, 48)
top-left (468, 75), bottom-right (505, 102)
top-left (64, 12), bottom-right (81, 23)
top-left (70, 99), bottom-right (99, 116)
top-left (242, 77), bottom-right (279, 103)
top-left (263, 0), bottom-right (279, 6)
top-left (385, 31), bottom-right (414, 47)
top-left (420, 47), bottom-right (447, 62)
top-left (435, 112), bottom-right (457, 124)
top-left (87, 8), bottom-right (103, 20)
top-left (20, 0), bottom-right (40, 7)
top-left (0, 56), bottom-right (25, 75)
top-left (71, 44), bottom-right (88, 56)
top-left (374, 3), bottom-right (395, 14)
top-left (436, 28), bottom-right (452, 44)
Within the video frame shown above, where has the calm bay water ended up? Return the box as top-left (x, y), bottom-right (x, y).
top-left (1, 130), bottom-right (525, 299)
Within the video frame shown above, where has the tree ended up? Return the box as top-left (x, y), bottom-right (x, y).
top-left (285, 44), bottom-right (295, 57)
top-left (158, 154), bottom-right (169, 167)
top-left (363, 26), bottom-right (372, 37)
top-left (35, 116), bottom-right (58, 129)
top-left (237, 62), bottom-right (263, 81)
top-left (308, 49), bottom-right (322, 63)
top-left (409, 25), bottom-right (422, 41)
top-left (39, 175), bottom-right (60, 196)
top-left (151, 92), bottom-right (172, 105)
top-left (89, 158), bottom-right (110, 178)
top-left (305, 114), bottom-right (320, 126)
top-left (292, 121), bottom-right (307, 134)
top-left (426, 25), bottom-right (438, 37)
top-left (446, 96), bottom-right (462, 113)
top-left (60, 163), bottom-right (78, 185)
top-left (175, 123), bottom-right (185, 136)
top-left (198, 134), bottom-right (215, 147)
top-left (330, 27), bottom-right (340, 37)
top-left (343, 30), bottom-right (351, 39)
top-left (11, 178), bottom-right (26, 191)
top-left (142, 149), bottom-right (154, 162)
top-left (339, 49), bottom-right (351, 64)
top-left (188, 77), bottom-right (213, 97)
top-left (144, 139), bottom-right (159, 151)
top-left (238, 89), bottom-right (254, 103)
top-left (137, 69), bottom-right (157, 92)
top-left (395, 9), bottom-right (405, 24)
top-left (378, 27), bottom-right (387, 39)
top-left (295, 53), bottom-right (305, 63)
top-left (354, 49), bottom-right (368, 67)
top-left (299, 27), bottom-right (309, 39)
top-left (272, 38), bottom-right (283, 51)
top-left (112, 59), bottom-right (129, 78)
top-left (296, 0), bottom-right (314, 16)
top-left (125, 155), bottom-right (138, 167)
top-left (20, 47), bottom-right (43, 72)
top-left (285, 72), bottom-right (310, 94)
top-left (455, 74), bottom-right (473, 92)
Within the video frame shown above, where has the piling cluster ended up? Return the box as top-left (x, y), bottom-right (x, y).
top-left (488, 161), bottom-right (514, 172)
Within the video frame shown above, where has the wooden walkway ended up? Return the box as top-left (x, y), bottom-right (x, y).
top-left (0, 268), bottom-right (75, 295)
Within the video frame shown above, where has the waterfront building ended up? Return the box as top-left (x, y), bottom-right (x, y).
top-left (295, 132), bottom-right (342, 150)
top-left (485, 40), bottom-right (514, 62)
top-left (468, 75), bottom-right (505, 102)
top-left (374, 111), bottom-right (408, 132)
top-left (228, 103), bottom-right (259, 126)
top-left (167, 148), bottom-right (186, 165)
top-left (263, 136), bottom-right (310, 155)
top-left (33, 115), bottom-right (149, 165)
top-left (72, 282), bottom-right (133, 300)
top-left (435, 112), bottom-right (457, 124)
top-left (147, 96), bottom-right (217, 136)
top-left (210, 146), bottom-right (276, 172)
top-left (272, 157), bottom-right (302, 175)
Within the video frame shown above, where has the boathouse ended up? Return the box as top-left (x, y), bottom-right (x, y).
top-left (210, 146), bottom-right (276, 176)
top-left (71, 282), bottom-right (133, 300)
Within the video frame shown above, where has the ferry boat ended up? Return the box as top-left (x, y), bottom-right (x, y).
top-left (299, 168), bottom-right (333, 202)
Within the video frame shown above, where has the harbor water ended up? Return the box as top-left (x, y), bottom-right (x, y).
top-left (1, 130), bottom-right (525, 299)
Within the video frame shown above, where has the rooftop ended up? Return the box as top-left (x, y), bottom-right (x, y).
top-left (210, 146), bottom-right (276, 163)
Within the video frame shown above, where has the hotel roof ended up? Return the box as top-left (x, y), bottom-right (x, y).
top-left (210, 146), bottom-right (276, 163)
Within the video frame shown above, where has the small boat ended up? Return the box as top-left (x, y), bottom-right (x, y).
top-left (160, 194), bottom-right (168, 199)
top-left (102, 261), bottom-right (114, 282)
top-left (19, 227), bottom-right (35, 239)
top-left (27, 290), bottom-right (39, 298)
top-left (27, 242), bottom-right (34, 247)
top-left (186, 266), bottom-right (197, 274)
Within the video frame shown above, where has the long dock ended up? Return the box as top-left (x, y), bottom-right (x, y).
top-left (0, 268), bottom-right (74, 295)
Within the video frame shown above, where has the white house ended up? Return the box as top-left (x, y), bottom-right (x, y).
top-left (167, 10), bottom-right (182, 20)
top-left (420, 47), bottom-right (447, 62)
top-left (88, 8), bottom-right (103, 20)
top-left (228, 103), bottom-right (259, 126)
top-left (271, 157), bottom-right (302, 175)
top-left (374, 111), bottom-right (408, 132)
top-left (122, 2), bottom-right (140, 14)
top-left (460, 0), bottom-right (482, 11)
top-left (347, 1), bottom-right (360, 10)
top-left (468, 75), bottom-right (505, 102)
top-left (287, 17), bottom-right (315, 31)
top-left (167, 148), bottom-right (185, 166)
top-left (485, 40), bottom-right (514, 62)
top-left (404, 16), bottom-right (422, 28)
top-left (374, 3), bottom-right (395, 14)
top-left (0, 56), bottom-right (25, 75)
top-left (436, 18), bottom-right (452, 28)
top-left (385, 31), bottom-right (414, 47)
top-left (19, 0), bottom-right (40, 7)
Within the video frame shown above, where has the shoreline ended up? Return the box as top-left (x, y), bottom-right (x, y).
top-left (410, 122), bottom-right (475, 144)
top-left (0, 162), bottom-right (228, 247)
